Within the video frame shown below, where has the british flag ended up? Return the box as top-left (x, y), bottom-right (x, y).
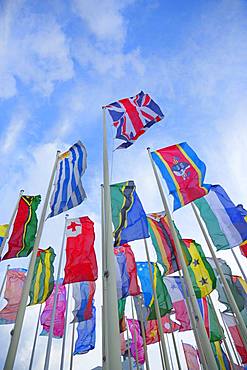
top-left (105, 91), bottom-right (164, 149)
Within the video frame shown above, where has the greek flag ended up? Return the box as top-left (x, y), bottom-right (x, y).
top-left (48, 141), bottom-right (87, 218)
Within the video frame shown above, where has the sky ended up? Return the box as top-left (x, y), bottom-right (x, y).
top-left (0, 0), bottom-right (247, 369)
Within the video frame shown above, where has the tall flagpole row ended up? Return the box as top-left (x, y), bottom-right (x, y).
top-left (60, 283), bottom-right (71, 370)
top-left (147, 147), bottom-right (218, 370)
top-left (4, 151), bottom-right (61, 370)
top-left (0, 264), bottom-right (10, 298)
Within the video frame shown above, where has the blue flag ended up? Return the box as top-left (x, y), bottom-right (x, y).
top-left (73, 305), bottom-right (96, 355)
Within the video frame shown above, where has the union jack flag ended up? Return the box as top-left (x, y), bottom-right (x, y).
top-left (105, 91), bottom-right (164, 149)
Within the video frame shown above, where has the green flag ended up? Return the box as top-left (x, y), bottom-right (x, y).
top-left (198, 297), bottom-right (223, 342)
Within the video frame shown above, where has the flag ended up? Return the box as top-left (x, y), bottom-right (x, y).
top-left (29, 247), bottom-right (56, 305)
top-left (147, 212), bottom-right (192, 274)
top-left (211, 341), bottom-right (231, 370)
top-left (194, 185), bottom-right (247, 250)
top-left (133, 294), bottom-right (150, 327)
top-left (110, 181), bottom-right (149, 246)
top-left (184, 239), bottom-right (216, 298)
top-left (232, 275), bottom-right (247, 326)
top-left (197, 297), bottom-right (223, 342)
top-left (0, 268), bottom-right (26, 324)
top-left (145, 315), bottom-right (180, 345)
top-left (240, 240), bottom-right (247, 258)
top-left (136, 262), bottom-right (172, 320)
top-left (40, 280), bottom-right (66, 338)
top-left (72, 281), bottom-right (96, 322)
top-left (0, 224), bottom-right (8, 248)
top-left (127, 319), bottom-right (145, 365)
top-left (221, 313), bottom-right (247, 364)
top-left (114, 244), bottom-right (140, 299)
top-left (182, 343), bottom-right (200, 370)
top-left (105, 90), bottom-right (164, 149)
top-left (120, 332), bottom-right (127, 355)
top-left (48, 141), bottom-right (87, 218)
top-left (163, 276), bottom-right (191, 331)
top-left (151, 142), bottom-right (211, 211)
top-left (74, 305), bottom-right (96, 355)
top-left (63, 216), bottom-right (98, 284)
top-left (118, 298), bottom-right (127, 333)
top-left (2, 195), bottom-right (41, 260)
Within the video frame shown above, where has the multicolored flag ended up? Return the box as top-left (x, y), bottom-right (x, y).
top-left (133, 293), bottom-right (150, 327)
top-left (147, 212), bottom-right (191, 274)
top-left (211, 341), bottom-right (231, 370)
top-left (74, 305), bottom-right (96, 355)
top-left (114, 244), bottom-right (140, 299)
top-left (48, 141), bottom-right (87, 218)
top-left (197, 297), bottom-right (223, 342)
top-left (40, 280), bottom-right (66, 338)
top-left (0, 224), bottom-right (8, 248)
top-left (151, 142), bottom-right (211, 211)
top-left (221, 313), bottom-right (247, 364)
top-left (120, 332), bottom-right (127, 355)
top-left (118, 298), bottom-right (127, 333)
top-left (184, 239), bottom-right (216, 298)
top-left (240, 240), bottom-right (247, 258)
top-left (105, 91), bottom-right (164, 149)
top-left (145, 315), bottom-right (180, 345)
top-left (194, 185), bottom-right (247, 250)
top-left (29, 247), bottom-right (56, 305)
top-left (63, 217), bottom-right (98, 284)
top-left (0, 268), bottom-right (26, 324)
top-left (163, 276), bottom-right (191, 331)
top-left (136, 262), bottom-right (172, 320)
top-left (110, 181), bottom-right (149, 246)
top-left (127, 319), bottom-right (145, 365)
top-left (182, 343), bottom-right (200, 370)
top-left (2, 195), bottom-right (41, 260)
top-left (72, 281), bottom-right (96, 322)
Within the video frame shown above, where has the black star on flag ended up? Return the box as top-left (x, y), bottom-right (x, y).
top-left (193, 259), bottom-right (200, 266)
top-left (199, 277), bottom-right (208, 286)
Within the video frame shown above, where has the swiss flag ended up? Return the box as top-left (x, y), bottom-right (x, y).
top-left (63, 217), bottom-right (98, 284)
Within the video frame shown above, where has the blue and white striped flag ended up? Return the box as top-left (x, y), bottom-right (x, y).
top-left (48, 141), bottom-right (87, 218)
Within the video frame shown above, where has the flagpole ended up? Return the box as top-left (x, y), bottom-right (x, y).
top-left (0, 190), bottom-right (24, 258)
top-left (102, 107), bottom-right (122, 370)
top-left (144, 238), bottom-right (171, 370)
top-left (69, 321), bottom-right (76, 370)
top-left (168, 314), bottom-right (182, 370)
top-left (230, 249), bottom-right (247, 283)
top-left (158, 340), bottom-right (165, 370)
top-left (4, 151), bottom-right (60, 370)
top-left (0, 264), bottom-right (10, 297)
top-left (220, 310), bottom-right (241, 366)
top-left (44, 213), bottom-right (69, 370)
top-left (130, 298), bottom-right (140, 370)
top-left (165, 333), bottom-right (174, 370)
top-left (126, 322), bottom-right (133, 370)
top-left (136, 296), bottom-right (150, 370)
top-left (147, 147), bottom-right (218, 370)
top-left (191, 202), bottom-right (247, 348)
top-left (60, 283), bottom-right (71, 370)
top-left (28, 304), bottom-right (42, 370)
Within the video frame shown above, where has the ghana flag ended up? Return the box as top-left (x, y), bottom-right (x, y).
top-left (184, 239), bottom-right (216, 298)
top-left (3, 195), bottom-right (41, 260)
top-left (29, 247), bottom-right (56, 305)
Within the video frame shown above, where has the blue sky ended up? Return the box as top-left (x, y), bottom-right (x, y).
top-left (0, 0), bottom-right (247, 369)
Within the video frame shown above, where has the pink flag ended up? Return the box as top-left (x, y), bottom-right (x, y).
top-left (182, 343), bottom-right (200, 370)
top-left (40, 280), bottom-right (66, 338)
top-left (0, 268), bottom-right (26, 324)
top-left (127, 319), bottom-right (145, 365)
top-left (120, 332), bottom-right (126, 355)
top-left (145, 315), bottom-right (181, 345)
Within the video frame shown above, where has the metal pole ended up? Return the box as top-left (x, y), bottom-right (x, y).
top-left (168, 314), bottom-right (182, 370)
top-left (0, 190), bottom-right (24, 258)
top-left (136, 296), bottom-right (150, 370)
top-left (69, 321), bottom-right (76, 370)
top-left (231, 249), bottom-right (247, 283)
top-left (144, 238), bottom-right (171, 370)
top-left (102, 107), bottom-right (122, 370)
top-left (4, 150), bottom-right (60, 370)
top-left (130, 297), bottom-right (140, 370)
top-left (0, 264), bottom-right (10, 297)
top-left (165, 333), bottom-right (174, 370)
top-left (221, 311), bottom-right (241, 366)
top-left (191, 202), bottom-right (247, 348)
top-left (126, 324), bottom-right (133, 370)
top-left (158, 340), bottom-right (165, 370)
top-left (60, 283), bottom-right (71, 370)
top-left (44, 214), bottom-right (69, 370)
top-left (28, 304), bottom-right (42, 370)
top-left (147, 147), bottom-right (218, 370)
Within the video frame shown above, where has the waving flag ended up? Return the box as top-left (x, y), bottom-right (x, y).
top-left (29, 247), bottom-right (56, 305)
top-left (3, 195), bottom-right (41, 260)
top-left (118, 298), bottom-right (127, 333)
top-left (105, 91), bottom-right (164, 149)
top-left (74, 305), bottom-right (96, 355)
top-left (147, 212), bottom-right (191, 274)
top-left (127, 319), bottom-right (145, 365)
top-left (240, 241), bottom-right (247, 258)
top-left (133, 294), bottom-right (150, 327)
top-left (48, 141), bottom-right (87, 218)
top-left (197, 297), bottom-right (223, 342)
top-left (111, 181), bottom-right (149, 246)
top-left (63, 217), bottom-right (98, 284)
top-left (151, 143), bottom-right (211, 211)
top-left (0, 224), bottom-right (8, 248)
top-left (72, 281), bottom-right (96, 322)
top-left (0, 268), bottom-right (26, 325)
top-left (211, 341), bottom-right (231, 370)
top-left (145, 315), bottom-right (180, 345)
top-left (182, 343), bottom-right (200, 370)
top-left (194, 185), bottom-right (247, 250)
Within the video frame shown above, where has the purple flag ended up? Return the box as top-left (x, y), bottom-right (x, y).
top-left (127, 318), bottom-right (145, 365)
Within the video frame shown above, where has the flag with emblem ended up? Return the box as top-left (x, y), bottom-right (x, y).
top-left (127, 319), bottom-right (145, 365)
top-left (151, 142), bottom-right (211, 211)
top-left (3, 195), bottom-right (41, 260)
top-left (197, 297), bottom-right (223, 342)
top-left (48, 141), bottom-right (87, 218)
top-left (147, 212), bottom-right (192, 274)
top-left (110, 181), bottom-right (149, 246)
top-left (211, 341), bottom-right (231, 370)
top-left (63, 216), bottom-right (98, 284)
top-left (29, 247), bottom-right (56, 305)
top-left (182, 343), bottom-right (200, 370)
top-left (72, 281), bottom-right (96, 322)
top-left (136, 262), bottom-right (172, 320)
top-left (184, 239), bottom-right (216, 298)
top-left (0, 224), bottom-right (8, 249)
top-left (74, 304), bottom-right (96, 355)
top-left (145, 315), bottom-right (180, 345)
top-left (105, 91), bottom-right (164, 149)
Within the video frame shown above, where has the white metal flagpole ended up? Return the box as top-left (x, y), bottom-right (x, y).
top-left (60, 283), bottom-right (71, 370)
top-left (28, 304), bottom-right (42, 370)
top-left (4, 150), bottom-right (60, 370)
top-left (69, 321), bottom-right (76, 370)
top-left (0, 264), bottom-right (10, 298)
